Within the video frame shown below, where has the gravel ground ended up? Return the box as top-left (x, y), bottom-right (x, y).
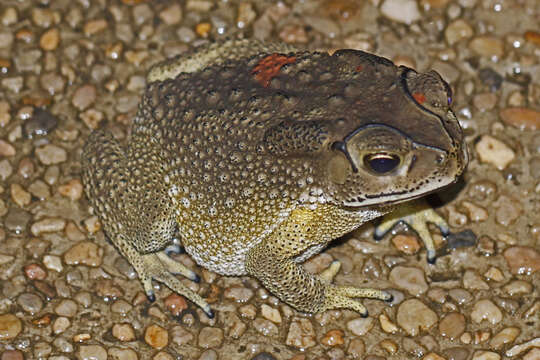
top-left (0, 0), bottom-right (539, 359)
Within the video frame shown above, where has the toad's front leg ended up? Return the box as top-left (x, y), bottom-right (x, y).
top-left (245, 208), bottom-right (391, 316)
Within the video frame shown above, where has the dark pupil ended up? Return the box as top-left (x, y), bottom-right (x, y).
top-left (365, 154), bottom-right (400, 174)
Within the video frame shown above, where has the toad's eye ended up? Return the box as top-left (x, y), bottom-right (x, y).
top-left (364, 153), bottom-right (400, 174)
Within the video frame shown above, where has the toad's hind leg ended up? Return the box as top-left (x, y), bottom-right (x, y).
top-left (116, 239), bottom-right (212, 317)
top-left (82, 129), bottom-right (212, 318)
top-left (245, 208), bottom-right (391, 316)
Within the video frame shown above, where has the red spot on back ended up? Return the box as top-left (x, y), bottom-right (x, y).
top-left (355, 65), bottom-right (363, 72)
top-left (412, 92), bottom-right (426, 104)
top-left (251, 54), bottom-right (296, 88)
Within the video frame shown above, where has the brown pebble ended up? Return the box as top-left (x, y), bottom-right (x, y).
top-left (72, 84), bottom-right (97, 111)
top-left (1, 350), bottom-right (24, 360)
top-left (198, 327), bottom-right (224, 348)
top-left (10, 183), bottom-right (31, 207)
top-left (0, 140), bottom-right (15, 156)
top-left (164, 293), bottom-right (188, 316)
top-left (500, 107), bottom-right (540, 130)
top-left (391, 234), bottom-right (421, 254)
top-left (31, 218), bottom-right (66, 236)
top-left (396, 299), bottom-right (438, 336)
top-left (439, 312), bottom-right (466, 339)
top-left (39, 28), bottom-right (59, 51)
top-left (195, 22), bottom-right (212, 38)
top-left (0, 314), bottom-right (22, 340)
top-left (503, 246), bottom-right (540, 275)
top-left (286, 318), bottom-right (316, 350)
top-left (320, 329), bottom-right (344, 347)
top-left (64, 241), bottom-right (103, 267)
top-left (524, 30), bottom-right (540, 46)
top-left (24, 263), bottom-right (47, 280)
top-left (112, 323), bottom-right (136, 341)
top-left (469, 36), bottom-right (504, 58)
top-left (57, 179), bottom-right (83, 201)
top-left (35, 144), bottom-right (67, 165)
top-left (144, 324), bottom-right (168, 349)
top-left (84, 19), bottom-right (107, 36)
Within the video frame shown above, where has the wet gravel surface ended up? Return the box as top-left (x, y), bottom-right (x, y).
top-left (0, 0), bottom-right (539, 359)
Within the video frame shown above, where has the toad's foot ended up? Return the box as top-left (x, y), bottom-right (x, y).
top-left (374, 200), bottom-right (449, 264)
top-left (320, 261), bottom-right (392, 316)
top-left (135, 250), bottom-right (213, 318)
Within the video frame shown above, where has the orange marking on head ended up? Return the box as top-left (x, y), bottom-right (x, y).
top-left (412, 92), bottom-right (426, 104)
top-left (355, 65), bottom-right (363, 72)
top-left (251, 54), bottom-right (296, 87)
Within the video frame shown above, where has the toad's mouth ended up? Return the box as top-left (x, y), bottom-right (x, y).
top-left (341, 171), bottom-right (461, 208)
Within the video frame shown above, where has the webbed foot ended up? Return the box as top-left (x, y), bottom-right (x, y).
top-left (319, 261), bottom-right (392, 316)
top-left (374, 200), bottom-right (449, 263)
top-left (136, 250), bottom-right (212, 318)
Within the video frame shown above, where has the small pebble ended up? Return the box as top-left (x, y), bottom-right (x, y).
top-left (35, 144), bottom-right (67, 165)
top-left (483, 267), bottom-right (504, 282)
top-left (43, 255), bottom-right (63, 272)
top-left (471, 299), bottom-right (502, 325)
top-left (40, 28), bottom-right (59, 51)
top-left (379, 339), bottom-right (398, 354)
top-left (24, 263), bottom-right (47, 280)
top-left (170, 325), bottom-right (194, 346)
top-left (144, 324), bottom-right (168, 349)
top-left (261, 304), bottom-right (281, 323)
top-left (78, 345), bottom-right (107, 360)
top-left (0, 140), bottom-right (15, 157)
top-left (490, 327), bottom-right (520, 350)
top-left (347, 338), bottom-right (365, 358)
top-left (389, 266), bottom-right (428, 295)
top-left (500, 107), bottom-right (540, 130)
top-left (158, 4), bottom-right (182, 25)
top-left (10, 184), bottom-right (31, 207)
top-left (503, 246), bottom-right (540, 275)
top-left (52, 317), bottom-right (70, 334)
top-left (445, 19), bottom-right (473, 45)
top-left (57, 179), bottom-right (83, 201)
top-left (439, 312), bottom-right (466, 339)
top-left (380, 0), bottom-right (421, 24)
top-left (64, 241), bottom-right (103, 267)
top-left (252, 317), bottom-right (278, 337)
top-left (17, 293), bottom-right (43, 314)
top-left (391, 234), bottom-right (420, 254)
top-left (346, 317), bottom-right (373, 336)
top-left (54, 299), bottom-right (77, 317)
top-left (506, 338), bottom-right (540, 357)
top-left (475, 135), bottom-right (515, 170)
top-left (320, 329), bottom-right (344, 347)
top-left (503, 280), bottom-right (533, 296)
top-left (396, 299), bottom-right (438, 336)
top-left (286, 318), bottom-right (316, 350)
top-left (164, 293), bottom-right (188, 316)
top-left (469, 36), bottom-right (504, 58)
top-left (472, 351), bottom-right (501, 360)
top-left (379, 313), bottom-right (398, 334)
top-left (84, 19), bottom-right (107, 36)
top-left (198, 327), bottom-right (224, 348)
top-left (72, 84), bottom-right (97, 111)
top-left (0, 314), bottom-right (22, 340)
top-left (223, 285), bottom-right (254, 302)
top-left (112, 323), bottom-right (136, 342)
top-left (31, 218), bottom-right (66, 236)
